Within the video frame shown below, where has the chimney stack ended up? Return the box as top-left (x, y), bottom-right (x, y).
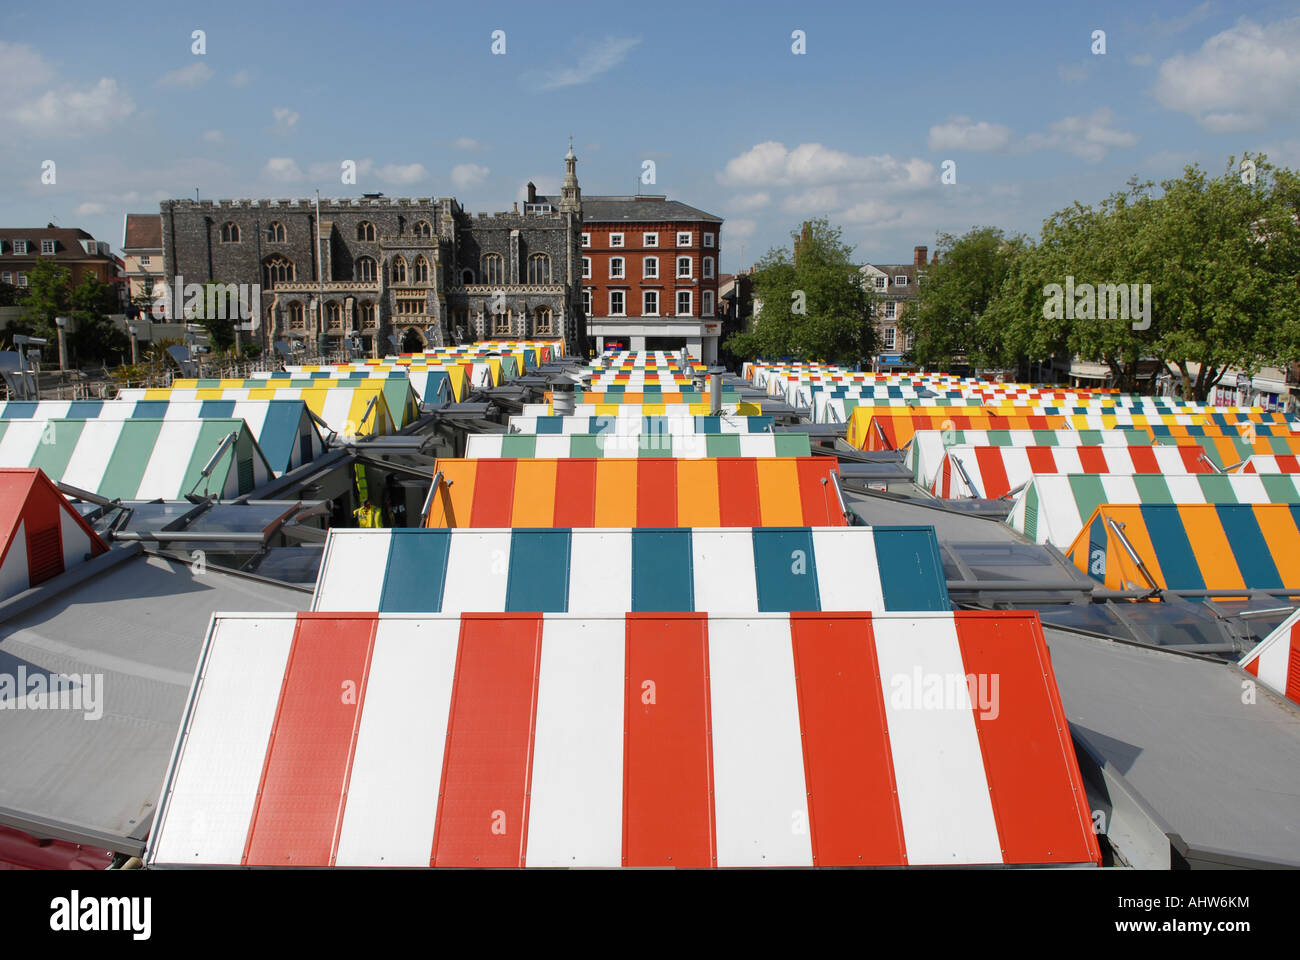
top-left (527, 181), bottom-right (537, 204)
top-left (914, 245), bottom-right (927, 267)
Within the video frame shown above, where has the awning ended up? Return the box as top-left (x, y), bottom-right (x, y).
top-left (466, 433), bottom-right (811, 459)
top-left (508, 414), bottom-right (777, 434)
top-left (0, 468), bottom-right (107, 603)
top-left (1066, 503), bottom-right (1300, 591)
top-left (1009, 473), bottom-right (1300, 549)
top-left (0, 418), bottom-right (274, 500)
top-left (424, 457), bottom-right (847, 528)
top-left (932, 444), bottom-right (1212, 499)
top-left (906, 428), bottom-right (1152, 490)
top-left (1240, 608), bottom-right (1300, 706)
top-left (119, 384), bottom-right (398, 438)
top-left (846, 407), bottom-right (1070, 451)
top-left (146, 610), bottom-right (1098, 868)
top-left (312, 526), bottom-right (950, 613)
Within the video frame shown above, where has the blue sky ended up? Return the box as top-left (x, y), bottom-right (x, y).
top-left (2, 0), bottom-right (1298, 272)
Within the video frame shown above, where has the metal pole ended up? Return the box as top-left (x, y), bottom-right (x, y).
top-left (316, 190), bottom-right (326, 357)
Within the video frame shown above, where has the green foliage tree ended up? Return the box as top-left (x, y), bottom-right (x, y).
top-left (0, 281), bottom-right (24, 307)
top-left (725, 218), bottom-right (875, 365)
top-left (19, 257), bottom-right (71, 341)
top-left (902, 227), bottom-right (1027, 369)
top-left (68, 273), bottom-right (129, 365)
top-left (184, 281), bottom-right (238, 352)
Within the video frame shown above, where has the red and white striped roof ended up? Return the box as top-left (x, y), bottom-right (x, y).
top-left (148, 610), bottom-right (1100, 868)
top-left (1241, 609), bottom-right (1300, 706)
top-left (0, 468), bottom-right (107, 603)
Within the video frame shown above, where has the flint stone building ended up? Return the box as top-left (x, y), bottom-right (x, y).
top-left (160, 146), bottom-right (587, 355)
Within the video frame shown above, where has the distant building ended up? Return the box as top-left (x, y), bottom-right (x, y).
top-left (160, 146), bottom-right (588, 356)
top-left (0, 225), bottom-right (124, 303)
top-left (122, 214), bottom-right (165, 315)
top-left (574, 195), bottom-right (723, 361)
top-left (860, 245), bottom-right (932, 368)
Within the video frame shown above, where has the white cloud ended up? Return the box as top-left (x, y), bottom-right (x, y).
top-left (75, 201), bottom-right (106, 216)
top-left (453, 137), bottom-right (483, 151)
top-left (0, 42), bottom-right (55, 90)
top-left (272, 106), bottom-right (299, 134)
top-left (782, 186), bottom-right (841, 213)
top-left (1058, 63), bottom-right (1089, 85)
top-left (1129, 53), bottom-right (1154, 66)
top-left (837, 199), bottom-right (903, 225)
top-left (202, 129), bottom-right (225, 143)
top-left (928, 116), bottom-right (1012, 152)
top-left (12, 77), bottom-right (135, 138)
top-left (718, 141), bottom-right (932, 188)
top-left (377, 163), bottom-right (430, 186)
top-left (158, 62), bottom-right (213, 89)
top-left (263, 157), bottom-right (304, 182)
top-left (1143, 1), bottom-right (1214, 37)
top-left (230, 70), bottom-right (250, 87)
top-left (1153, 17), bottom-right (1300, 132)
top-left (724, 219), bottom-right (757, 241)
top-left (538, 36), bottom-right (641, 89)
top-left (730, 191), bottom-right (771, 211)
top-left (451, 163), bottom-right (489, 189)
top-left (1022, 108), bottom-right (1138, 162)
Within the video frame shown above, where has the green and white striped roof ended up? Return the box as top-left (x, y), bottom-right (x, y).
top-left (1008, 472), bottom-right (1300, 549)
top-left (0, 418), bottom-right (274, 500)
top-left (906, 428), bottom-right (1152, 489)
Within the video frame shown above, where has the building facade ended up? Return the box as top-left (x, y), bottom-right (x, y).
top-left (159, 147), bottom-right (588, 356)
top-left (860, 245), bottom-right (932, 368)
top-left (122, 214), bottom-right (165, 312)
top-left (0, 226), bottom-right (124, 302)
top-left (574, 196), bottom-right (723, 362)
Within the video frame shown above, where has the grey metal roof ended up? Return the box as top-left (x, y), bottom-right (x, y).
top-left (0, 549), bottom-right (308, 854)
top-left (547, 195), bottom-right (723, 223)
top-left (1043, 626), bottom-right (1300, 868)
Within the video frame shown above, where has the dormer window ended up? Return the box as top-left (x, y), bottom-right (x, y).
top-left (874, 276), bottom-right (887, 289)
top-left (41, 239), bottom-right (56, 255)
top-left (894, 275), bottom-right (909, 286)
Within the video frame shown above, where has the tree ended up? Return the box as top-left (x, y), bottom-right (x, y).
top-left (724, 218), bottom-right (875, 364)
top-left (902, 227), bottom-right (1027, 369)
top-left (69, 273), bottom-right (128, 365)
top-left (19, 257), bottom-right (71, 341)
top-left (185, 281), bottom-right (238, 353)
top-left (0, 281), bottom-right (24, 307)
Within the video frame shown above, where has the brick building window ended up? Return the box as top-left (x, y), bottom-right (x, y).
top-left (703, 257), bottom-right (714, 279)
top-left (644, 233), bottom-right (658, 247)
top-left (582, 288), bottom-right (592, 314)
top-left (702, 290), bottom-right (714, 315)
top-left (534, 307), bottom-right (553, 335)
top-left (676, 256), bottom-right (692, 279)
top-left (676, 291), bottom-right (692, 316)
top-left (17, 273), bottom-right (28, 288)
top-left (894, 275), bottom-right (909, 286)
top-left (527, 253), bottom-right (551, 284)
top-left (874, 276), bottom-right (887, 289)
top-left (884, 301), bottom-right (896, 318)
top-left (704, 233), bottom-right (715, 248)
top-left (582, 257), bottom-right (591, 279)
top-left (643, 257), bottom-right (658, 279)
top-left (390, 256), bottom-right (407, 284)
top-left (643, 291), bottom-right (658, 316)
top-left (413, 256), bottom-right (430, 283)
top-left (357, 222), bottom-right (376, 242)
top-left (358, 257), bottom-right (377, 282)
top-left (13, 240), bottom-right (28, 254)
top-left (414, 220), bottom-right (432, 238)
top-left (266, 222), bottom-right (286, 242)
top-left (262, 255), bottom-right (294, 289)
top-left (482, 254), bottom-right (503, 285)
top-left (610, 234), bottom-right (624, 248)
top-left (581, 233), bottom-right (591, 247)
top-left (220, 222), bottom-right (240, 243)
top-left (40, 240), bottom-right (56, 255)
top-left (884, 327), bottom-right (896, 349)
top-left (676, 232), bottom-right (691, 246)
top-left (610, 291), bottom-right (625, 316)
top-left (609, 257), bottom-right (624, 280)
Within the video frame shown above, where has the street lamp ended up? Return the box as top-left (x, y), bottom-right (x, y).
top-left (54, 316), bottom-right (68, 372)
top-left (13, 335), bottom-right (47, 401)
top-left (128, 324), bottom-right (139, 365)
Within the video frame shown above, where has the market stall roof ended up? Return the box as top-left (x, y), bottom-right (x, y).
top-left (146, 609), bottom-right (1098, 868)
top-left (0, 549), bottom-right (309, 856)
top-left (907, 428), bottom-right (1153, 490)
top-left (465, 433), bottom-right (810, 459)
top-left (508, 414), bottom-right (776, 435)
top-left (1066, 503), bottom-right (1300, 592)
top-left (1240, 609), bottom-right (1300, 706)
top-left (312, 526), bottom-right (950, 613)
top-left (0, 468), bottom-right (107, 603)
top-left (0, 418), bottom-right (274, 500)
top-left (1008, 472), bottom-right (1300, 549)
top-left (932, 444), bottom-right (1213, 499)
top-left (0, 398), bottom-right (325, 477)
top-left (121, 381), bottom-right (405, 435)
top-left (424, 457), bottom-right (848, 528)
top-left (846, 408), bottom-right (1071, 451)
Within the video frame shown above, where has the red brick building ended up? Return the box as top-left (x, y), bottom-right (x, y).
top-left (0, 225), bottom-right (124, 304)
top-left (566, 196), bottom-right (723, 361)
